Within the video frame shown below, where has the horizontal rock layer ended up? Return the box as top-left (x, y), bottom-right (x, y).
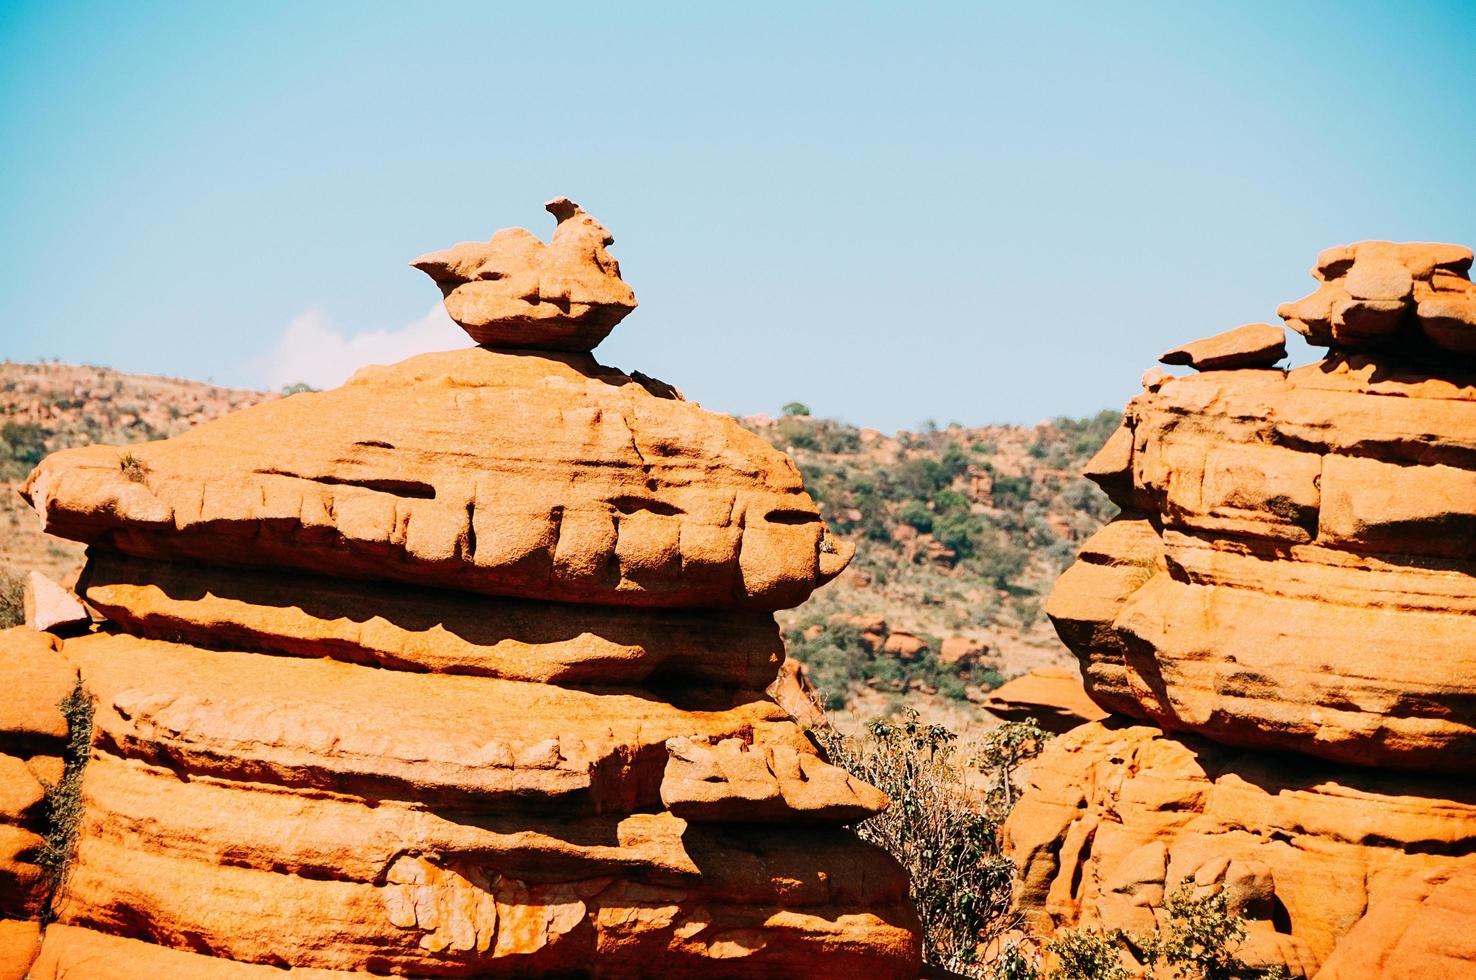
top-left (1005, 722), bottom-right (1476, 978)
top-left (1048, 354), bottom-right (1476, 771)
top-left (81, 551), bottom-right (783, 688)
top-left (55, 754), bottom-right (916, 977)
top-left (24, 348), bottom-right (852, 611)
top-left (0, 625), bottom-right (919, 975)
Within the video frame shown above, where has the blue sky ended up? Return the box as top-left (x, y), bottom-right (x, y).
top-left (2, 2), bottom-right (1474, 431)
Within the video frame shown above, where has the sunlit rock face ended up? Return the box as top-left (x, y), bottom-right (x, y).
top-left (0, 202), bottom-right (920, 979)
top-left (1009, 242), bottom-right (1476, 979)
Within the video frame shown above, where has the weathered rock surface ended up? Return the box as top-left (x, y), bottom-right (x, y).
top-left (1159, 322), bottom-right (1286, 371)
top-left (0, 628), bottom-right (73, 922)
top-left (1006, 723), bottom-right (1476, 978)
top-left (81, 552), bottom-right (783, 687)
top-left (1017, 243), bottom-right (1476, 978)
top-left (412, 198), bottom-right (637, 351)
top-left (3, 205), bottom-right (919, 976)
top-left (25, 347), bottom-right (852, 612)
top-left (981, 666), bottom-right (1108, 734)
top-left (1048, 353), bottom-right (1476, 771)
top-left (1278, 240), bottom-right (1476, 354)
top-left (0, 918), bottom-right (40, 980)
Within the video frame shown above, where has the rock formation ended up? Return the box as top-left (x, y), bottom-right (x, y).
top-left (411, 197), bottom-right (638, 352)
top-left (0, 201), bottom-right (921, 977)
top-left (1158, 322), bottom-right (1286, 371)
top-left (981, 667), bottom-right (1107, 734)
top-left (1009, 241), bottom-right (1476, 977)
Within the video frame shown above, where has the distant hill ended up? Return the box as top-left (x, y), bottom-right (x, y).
top-left (740, 408), bottom-right (1118, 731)
top-left (0, 361), bottom-right (1117, 731)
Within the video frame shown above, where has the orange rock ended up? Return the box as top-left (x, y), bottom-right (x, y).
top-left (24, 346), bottom-right (852, 612)
top-left (411, 197), bottom-right (637, 351)
top-left (939, 635), bottom-right (987, 666)
top-left (1278, 240), bottom-right (1476, 354)
top-left (81, 551), bottom-right (782, 688)
top-left (1159, 322), bottom-right (1286, 371)
top-left (8, 207), bottom-right (920, 976)
top-left (0, 757), bottom-right (45, 825)
top-left (661, 735), bottom-right (889, 823)
top-left (1005, 722), bottom-right (1476, 977)
top-left (1016, 244), bottom-right (1476, 977)
top-left (0, 919), bottom-right (40, 980)
top-left (0, 826), bottom-right (44, 920)
top-left (1318, 865), bottom-right (1476, 979)
top-left (1051, 353), bottom-right (1476, 771)
top-left (882, 630), bottom-right (927, 660)
top-left (0, 627), bottom-right (72, 751)
top-left (982, 667), bottom-right (1107, 734)
top-left (54, 751), bottom-right (917, 976)
top-left (69, 630), bottom-right (801, 812)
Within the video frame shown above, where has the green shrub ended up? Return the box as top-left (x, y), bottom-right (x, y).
top-left (40, 682), bottom-right (94, 920)
top-left (899, 501), bottom-right (935, 533)
top-left (782, 401), bottom-right (811, 417)
top-left (816, 711), bottom-right (1047, 976)
top-left (1138, 887), bottom-right (1290, 980)
top-left (1002, 886), bottom-right (1292, 980)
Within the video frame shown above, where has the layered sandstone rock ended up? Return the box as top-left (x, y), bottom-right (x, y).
top-left (1009, 723), bottom-right (1476, 978)
top-left (1010, 242), bottom-right (1476, 978)
top-left (1, 203), bottom-right (920, 977)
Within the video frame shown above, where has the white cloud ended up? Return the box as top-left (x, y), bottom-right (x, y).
top-left (264, 305), bottom-right (466, 390)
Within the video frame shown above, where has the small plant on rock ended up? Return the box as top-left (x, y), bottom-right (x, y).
top-left (118, 451), bottom-right (150, 483)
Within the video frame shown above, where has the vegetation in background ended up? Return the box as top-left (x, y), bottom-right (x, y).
top-left (0, 420), bottom-right (49, 480)
top-left (817, 711), bottom-right (1051, 976)
top-left (40, 681), bottom-right (94, 921)
top-left (785, 617), bottom-right (1001, 710)
top-left (748, 408), bottom-right (1120, 713)
top-left (0, 566), bottom-right (24, 628)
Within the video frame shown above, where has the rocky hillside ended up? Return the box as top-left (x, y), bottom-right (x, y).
top-left (1, 360), bottom-right (1119, 729)
top-left (742, 408), bottom-right (1119, 727)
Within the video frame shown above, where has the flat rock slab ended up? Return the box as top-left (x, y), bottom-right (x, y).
top-left (1159, 322), bottom-right (1285, 371)
top-left (67, 630), bottom-right (804, 813)
top-left (82, 551), bottom-right (782, 688)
